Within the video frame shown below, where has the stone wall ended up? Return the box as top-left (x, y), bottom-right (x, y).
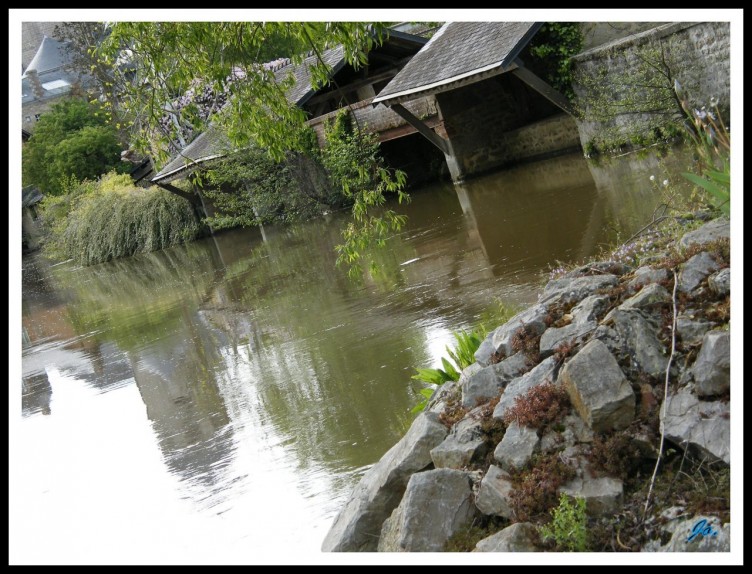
top-left (435, 74), bottom-right (576, 179)
top-left (573, 22), bottom-right (731, 152)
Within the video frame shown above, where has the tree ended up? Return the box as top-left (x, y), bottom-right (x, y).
top-left (22, 98), bottom-right (126, 196)
top-left (101, 22), bottom-right (408, 277)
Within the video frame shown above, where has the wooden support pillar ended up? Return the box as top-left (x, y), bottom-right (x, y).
top-left (390, 103), bottom-right (465, 182)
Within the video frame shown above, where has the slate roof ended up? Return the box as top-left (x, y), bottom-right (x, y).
top-left (22, 36), bottom-right (69, 77)
top-left (372, 22), bottom-right (541, 107)
top-left (152, 31), bottom-right (427, 184)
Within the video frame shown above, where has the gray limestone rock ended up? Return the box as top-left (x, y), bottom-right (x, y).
top-left (662, 387), bottom-right (730, 464)
top-left (493, 356), bottom-right (558, 421)
top-left (475, 465), bottom-right (514, 518)
top-left (431, 409), bottom-right (488, 469)
top-left (628, 266), bottom-right (671, 291)
top-left (322, 411), bottom-right (448, 552)
top-left (608, 308), bottom-right (668, 379)
top-left (619, 283), bottom-right (670, 311)
top-left (643, 515), bottom-right (730, 552)
top-left (678, 251), bottom-right (721, 293)
top-left (493, 423), bottom-right (539, 471)
top-left (539, 274), bottom-right (619, 307)
top-left (692, 330), bottom-right (730, 397)
top-left (560, 339), bottom-right (635, 432)
top-left (461, 352), bottom-right (530, 408)
top-left (708, 267), bottom-right (730, 296)
top-left (377, 468), bottom-right (477, 552)
top-left (679, 217), bottom-right (729, 249)
top-left (558, 475), bottom-right (623, 517)
top-left (676, 315), bottom-right (712, 346)
top-left (473, 523), bottom-right (541, 552)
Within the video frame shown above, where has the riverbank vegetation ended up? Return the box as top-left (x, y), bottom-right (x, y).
top-left (40, 172), bottom-right (203, 266)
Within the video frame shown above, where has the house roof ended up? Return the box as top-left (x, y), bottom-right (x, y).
top-left (150, 125), bottom-right (231, 184)
top-left (22, 36), bottom-right (70, 77)
top-left (372, 22), bottom-right (541, 107)
top-left (153, 30), bottom-right (427, 184)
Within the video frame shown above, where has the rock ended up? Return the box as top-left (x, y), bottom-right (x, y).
top-left (494, 423), bottom-right (539, 471)
top-left (662, 387), bottom-right (730, 464)
top-left (571, 294), bottom-right (610, 323)
top-left (539, 274), bottom-right (619, 306)
top-left (563, 261), bottom-right (632, 278)
top-left (558, 475), bottom-right (623, 517)
top-left (692, 331), bottom-right (730, 397)
top-left (708, 268), bottom-right (730, 296)
top-left (592, 324), bottom-right (623, 355)
top-left (678, 251), bottom-right (721, 293)
top-left (539, 320), bottom-right (596, 358)
top-left (431, 409), bottom-right (488, 469)
top-left (322, 411), bottom-right (448, 552)
top-left (628, 266), bottom-right (671, 290)
top-left (562, 413), bottom-right (594, 443)
top-left (474, 334), bottom-right (497, 367)
top-left (427, 380), bottom-right (460, 413)
top-left (619, 283), bottom-right (670, 311)
top-left (676, 315), bottom-right (712, 345)
top-left (560, 339), bottom-right (635, 432)
top-left (607, 308), bottom-right (668, 379)
top-left (461, 352), bottom-right (530, 408)
top-left (644, 516), bottom-right (730, 552)
top-left (377, 468), bottom-right (477, 552)
top-left (490, 305), bottom-right (549, 357)
top-left (475, 465), bottom-right (514, 518)
top-left (493, 356), bottom-right (558, 421)
top-left (679, 217), bottom-right (730, 249)
top-left (473, 523), bottom-right (540, 552)
top-left (539, 431), bottom-right (566, 453)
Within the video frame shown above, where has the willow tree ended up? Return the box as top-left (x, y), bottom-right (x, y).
top-left (100, 22), bottom-right (409, 278)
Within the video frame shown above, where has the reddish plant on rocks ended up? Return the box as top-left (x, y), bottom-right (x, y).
top-left (509, 453), bottom-right (577, 522)
top-left (503, 382), bottom-right (570, 431)
top-left (511, 325), bottom-right (542, 364)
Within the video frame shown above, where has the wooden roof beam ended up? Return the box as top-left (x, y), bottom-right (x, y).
top-left (511, 58), bottom-right (575, 116)
top-left (390, 103), bottom-right (449, 154)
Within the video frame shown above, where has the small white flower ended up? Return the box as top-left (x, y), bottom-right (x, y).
top-left (650, 175), bottom-right (656, 182)
top-left (663, 179), bottom-right (669, 187)
top-left (710, 96), bottom-right (719, 107)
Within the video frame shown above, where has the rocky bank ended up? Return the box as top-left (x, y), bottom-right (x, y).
top-left (323, 217), bottom-right (731, 553)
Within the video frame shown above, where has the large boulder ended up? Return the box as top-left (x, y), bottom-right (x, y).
top-left (493, 356), bottom-right (558, 421)
top-left (473, 523), bottom-right (540, 552)
top-left (679, 217), bottom-right (729, 249)
top-left (494, 423), bottom-right (539, 471)
top-left (692, 330), bottom-right (730, 397)
top-left (662, 387), bottom-right (730, 464)
top-left (678, 251), bottom-right (721, 293)
top-left (560, 339), bottom-right (635, 432)
top-left (475, 465), bottom-right (515, 518)
top-left (377, 468), bottom-right (477, 552)
top-left (431, 408), bottom-right (488, 469)
top-left (322, 411), bottom-right (448, 552)
top-left (461, 352), bottom-right (529, 408)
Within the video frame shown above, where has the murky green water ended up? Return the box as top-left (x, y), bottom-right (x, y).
top-left (14, 148), bottom-right (693, 563)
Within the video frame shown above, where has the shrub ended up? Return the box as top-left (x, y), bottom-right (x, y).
top-left (503, 382), bottom-right (570, 430)
top-left (41, 172), bottom-right (203, 265)
top-left (539, 494), bottom-right (589, 552)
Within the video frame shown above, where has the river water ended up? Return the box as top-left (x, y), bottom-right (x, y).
top-left (13, 148), bottom-right (692, 563)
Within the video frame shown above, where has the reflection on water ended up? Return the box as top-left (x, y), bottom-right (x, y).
top-left (14, 147), bottom-right (693, 563)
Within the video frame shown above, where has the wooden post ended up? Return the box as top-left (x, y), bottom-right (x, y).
top-left (390, 104), bottom-right (450, 154)
top-left (511, 59), bottom-right (575, 116)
